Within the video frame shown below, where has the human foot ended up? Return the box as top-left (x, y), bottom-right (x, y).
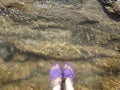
top-left (63, 63), bottom-right (75, 82)
top-left (63, 63), bottom-right (75, 90)
top-left (49, 64), bottom-right (62, 88)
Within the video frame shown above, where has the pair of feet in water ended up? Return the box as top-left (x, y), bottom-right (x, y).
top-left (49, 63), bottom-right (75, 90)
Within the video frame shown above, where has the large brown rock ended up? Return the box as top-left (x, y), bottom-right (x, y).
top-left (0, 0), bottom-right (120, 90)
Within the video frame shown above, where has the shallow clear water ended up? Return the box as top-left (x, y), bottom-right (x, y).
top-left (0, 0), bottom-right (120, 90)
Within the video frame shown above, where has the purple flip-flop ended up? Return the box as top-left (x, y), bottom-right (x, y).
top-left (49, 63), bottom-right (62, 81)
top-left (63, 63), bottom-right (75, 82)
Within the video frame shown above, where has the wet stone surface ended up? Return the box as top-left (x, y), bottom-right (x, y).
top-left (0, 0), bottom-right (120, 90)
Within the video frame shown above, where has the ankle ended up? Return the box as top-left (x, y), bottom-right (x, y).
top-left (51, 78), bottom-right (62, 87)
top-left (65, 78), bottom-right (74, 90)
top-left (65, 78), bottom-right (74, 85)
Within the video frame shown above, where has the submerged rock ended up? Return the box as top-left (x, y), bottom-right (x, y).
top-left (0, 1), bottom-right (38, 24)
top-left (0, 0), bottom-right (120, 90)
top-left (100, 0), bottom-right (120, 15)
top-left (8, 40), bottom-right (120, 60)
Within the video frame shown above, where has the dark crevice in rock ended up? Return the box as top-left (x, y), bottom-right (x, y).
top-left (108, 37), bottom-right (120, 42)
top-left (32, 24), bottom-right (65, 30)
top-left (103, 37), bottom-right (120, 51)
top-left (78, 20), bottom-right (99, 25)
